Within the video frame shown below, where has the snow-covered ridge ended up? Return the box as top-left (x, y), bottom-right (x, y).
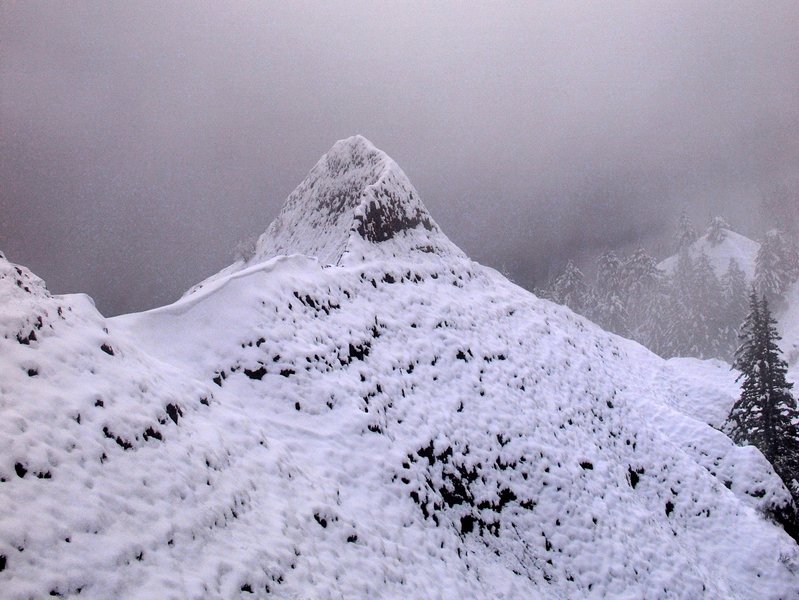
top-left (2, 140), bottom-right (799, 598)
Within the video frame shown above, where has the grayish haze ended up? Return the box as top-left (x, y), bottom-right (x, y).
top-left (2, 2), bottom-right (798, 315)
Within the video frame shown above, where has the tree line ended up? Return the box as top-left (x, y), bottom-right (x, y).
top-left (540, 214), bottom-right (799, 362)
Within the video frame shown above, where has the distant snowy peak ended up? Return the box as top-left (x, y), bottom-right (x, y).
top-left (658, 228), bottom-right (759, 280)
top-left (254, 135), bottom-right (463, 266)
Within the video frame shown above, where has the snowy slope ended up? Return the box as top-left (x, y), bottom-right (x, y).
top-left (2, 139), bottom-right (799, 599)
top-left (658, 228), bottom-right (759, 280)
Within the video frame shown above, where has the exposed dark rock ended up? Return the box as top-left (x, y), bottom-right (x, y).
top-left (143, 427), bottom-right (163, 442)
top-left (244, 365), bottom-right (267, 380)
top-left (165, 404), bottom-right (182, 425)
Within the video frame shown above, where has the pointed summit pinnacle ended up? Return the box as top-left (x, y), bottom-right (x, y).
top-left (253, 136), bottom-right (463, 265)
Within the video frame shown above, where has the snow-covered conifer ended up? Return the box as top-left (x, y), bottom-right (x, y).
top-left (592, 251), bottom-right (629, 336)
top-left (551, 260), bottom-right (593, 316)
top-left (691, 251), bottom-right (726, 358)
top-left (755, 229), bottom-right (799, 307)
top-left (622, 247), bottom-right (662, 338)
top-left (720, 258), bottom-right (749, 361)
top-left (676, 211), bottom-right (698, 252)
top-left (706, 216), bottom-right (730, 245)
top-left (727, 293), bottom-right (799, 510)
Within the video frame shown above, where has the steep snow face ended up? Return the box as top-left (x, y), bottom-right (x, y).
top-left (2, 140), bottom-right (799, 598)
top-left (255, 135), bottom-right (462, 267)
top-left (658, 229), bottom-right (760, 279)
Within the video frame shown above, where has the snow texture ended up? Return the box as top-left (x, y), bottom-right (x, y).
top-left (1, 140), bottom-right (799, 599)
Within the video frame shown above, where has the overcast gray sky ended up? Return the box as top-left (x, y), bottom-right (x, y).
top-left (2, 2), bottom-right (798, 315)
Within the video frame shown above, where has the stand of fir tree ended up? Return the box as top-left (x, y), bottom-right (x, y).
top-left (726, 290), bottom-right (799, 541)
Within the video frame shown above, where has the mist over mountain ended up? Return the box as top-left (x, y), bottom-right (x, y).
top-left (3, 4), bottom-right (799, 597)
top-left (2, 3), bottom-right (799, 315)
top-left (2, 138), bottom-right (798, 598)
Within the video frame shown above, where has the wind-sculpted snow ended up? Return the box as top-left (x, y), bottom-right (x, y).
top-left (2, 138), bottom-right (799, 598)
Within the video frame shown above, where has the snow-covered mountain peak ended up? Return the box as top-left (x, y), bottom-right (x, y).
top-left (252, 135), bottom-right (464, 267)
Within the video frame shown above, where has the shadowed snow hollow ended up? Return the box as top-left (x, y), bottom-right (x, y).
top-left (1, 139), bottom-right (798, 599)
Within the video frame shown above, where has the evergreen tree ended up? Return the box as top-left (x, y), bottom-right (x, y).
top-left (761, 183), bottom-right (799, 236)
top-left (664, 249), bottom-right (696, 357)
top-left (720, 258), bottom-right (749, 361)
top-left (663, 249), bottom-right (726, 359)
top-left (621, 247), bottom-right (662, 342)
top-left (676, 211), bottom-right (698, 252)
top-left (727, 293), bottom-right (799, 501)
top-left (690, 251), bottom-right (726, 359)
top-left (592, 251), bottom-right (629, 336)
top-left (706, 216), bottom-right (730, 245)
top-left (550, 260), bottom-right (593, 316)
top-left (640, 273), bottom-right (674, 356)
top-left (731, 288), bottom-right (762, 392)
top-left (755, 229), bottom-right (799, 308)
